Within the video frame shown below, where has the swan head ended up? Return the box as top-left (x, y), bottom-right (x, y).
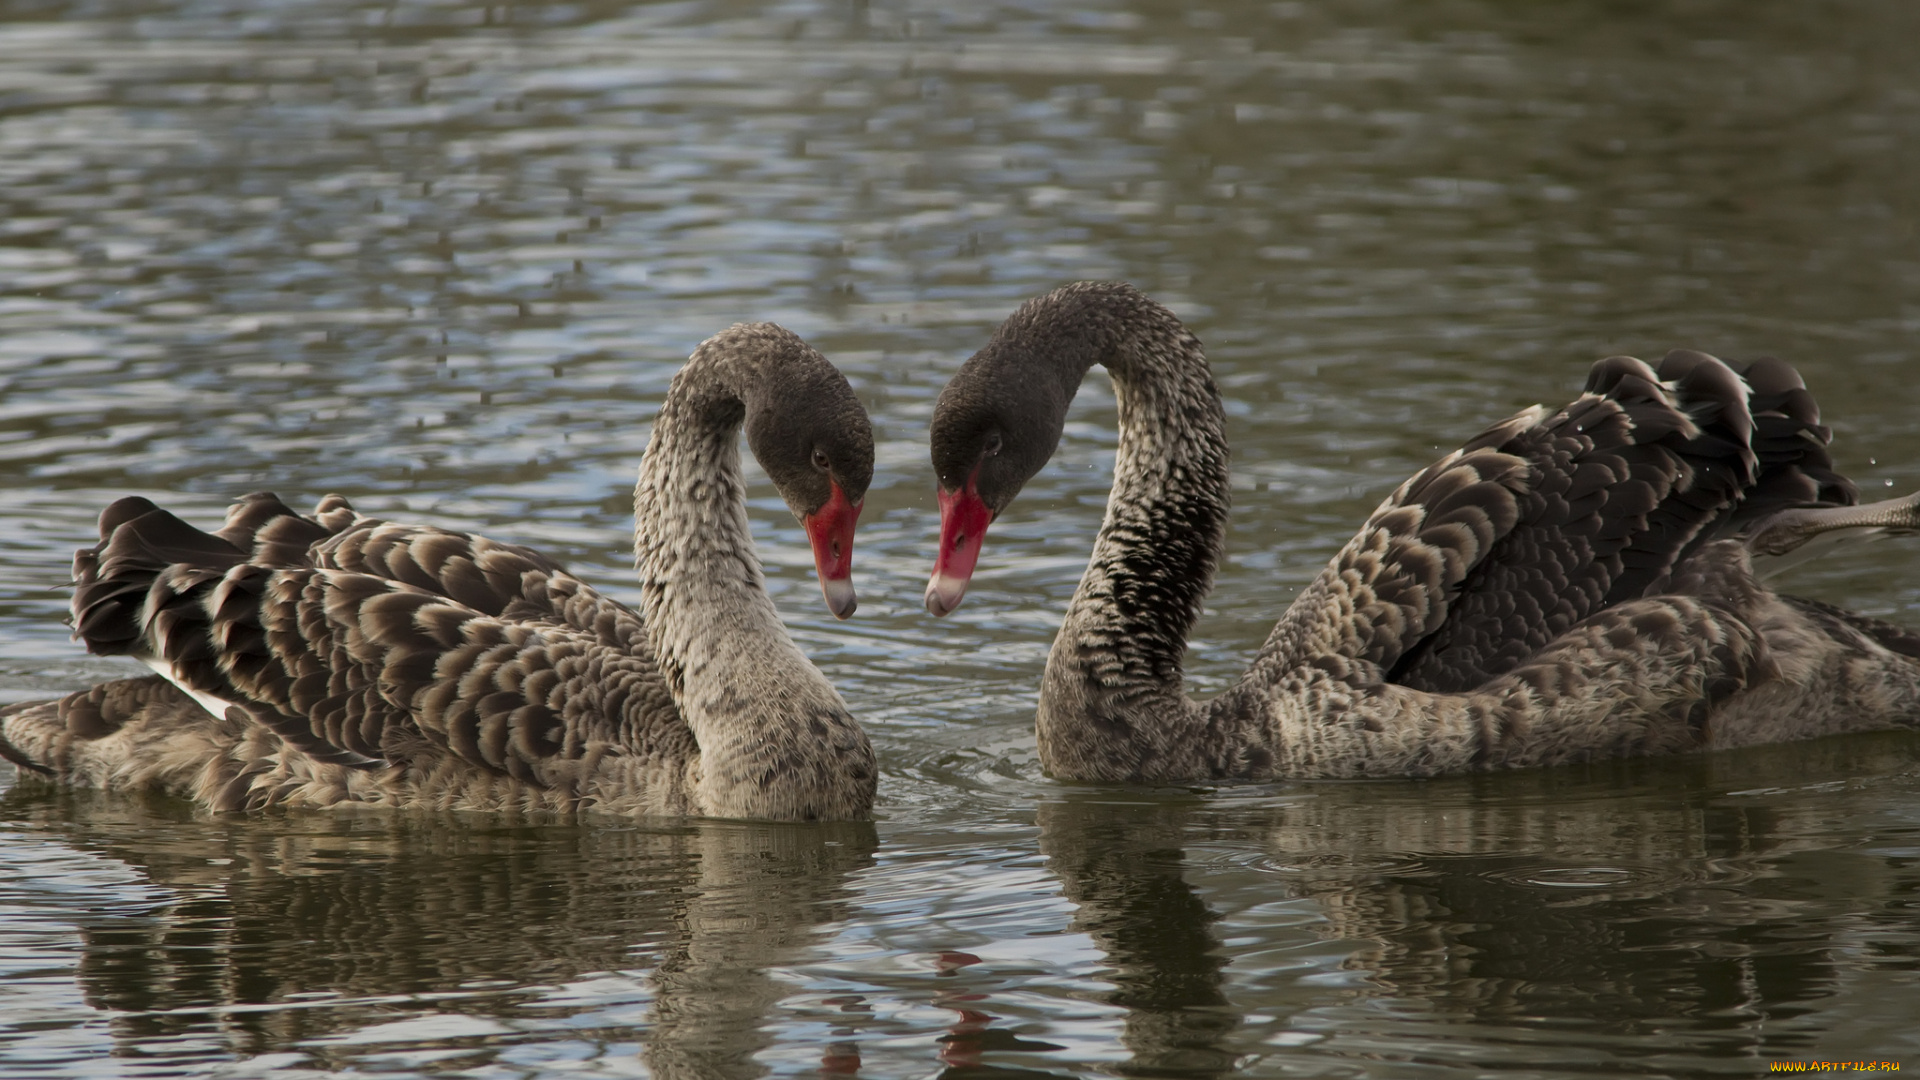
top-left (736, 327), bottom-right (875, 620)
top-left (925, 284), bottom-right (1142, 615)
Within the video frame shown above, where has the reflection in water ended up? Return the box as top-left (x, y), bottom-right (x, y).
top-left (1038, 796), bottom-right (1237, 1078)
top-left (929, 951), bottom-right (1070, 1076)
top-left (986, 735), bottom-right (1920, 1075)
top-left (1234, 734), bottom-right (1920, 1066)
top-left (7, 720), bottom-right (1915, 1077)
top-left (1, 786), bottom-right (873, 1078)
top-left (643, 826), bottom-right (877, 1078)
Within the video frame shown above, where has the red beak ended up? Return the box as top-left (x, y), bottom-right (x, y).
top-left (803, 481), bottom-right (862, 619)
top-left (925, 473), bottom-right (993, 616)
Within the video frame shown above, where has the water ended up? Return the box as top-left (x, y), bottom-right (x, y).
top-left (3, 0), bottom-right (1919, 1075)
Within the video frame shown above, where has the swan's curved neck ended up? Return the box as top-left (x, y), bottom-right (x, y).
top-left (633, 337), bottom-right (869, 818)
top-left (635, 349), bottom-right (789, 693)
top-left (1037, 320), bottom-right (1231, 778)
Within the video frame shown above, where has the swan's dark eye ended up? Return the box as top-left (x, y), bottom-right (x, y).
top-left (984, 432), bottom-right (1003, 457)
top-left (811, 448), bottom-right (831, 472)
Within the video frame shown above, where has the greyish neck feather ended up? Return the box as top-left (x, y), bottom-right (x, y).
top-left (1037, 318), bottom-right (1233, 781)
top-left (635, 360), bottom-right (782, 690)
top-left (632, 337), bottom-right (873, 820)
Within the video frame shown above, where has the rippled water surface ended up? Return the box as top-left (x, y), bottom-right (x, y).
top-left (4, 1), bottom-right (1920, 1076)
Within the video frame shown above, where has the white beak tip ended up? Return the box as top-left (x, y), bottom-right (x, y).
top-left (924, 573), bottom-right (969, 617)
top-left (822, 576), bottom-right (857, 620)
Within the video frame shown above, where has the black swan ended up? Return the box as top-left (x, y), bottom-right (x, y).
top-left (1, 323), bottom-right (878, 820)
top-left (924, 281), bottom-right (1920, 781)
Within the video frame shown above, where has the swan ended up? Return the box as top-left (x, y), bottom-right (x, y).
top-left (923, 281), bottom-right (1920, 781)
top-left (0, 323), bottom-right (878, 821)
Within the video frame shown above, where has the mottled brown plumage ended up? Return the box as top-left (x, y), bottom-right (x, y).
top-left (926, 281), bottom-right (1920, 782)
top-left (2, 324), bottom-right (878, 820)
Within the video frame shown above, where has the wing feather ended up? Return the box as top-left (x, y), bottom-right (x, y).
top-left (66, 493), bottom-right (682, 786)
top-left (1259, 350), bottom-right (1854, 695)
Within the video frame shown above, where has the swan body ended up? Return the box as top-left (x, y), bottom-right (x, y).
top-left (1, 324), bottom-right (878, 821)
top-left (926, 282), bottom-right (1920, 781)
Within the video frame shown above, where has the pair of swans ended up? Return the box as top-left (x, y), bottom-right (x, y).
top-left (6, 283), bottom-right (1919, 821)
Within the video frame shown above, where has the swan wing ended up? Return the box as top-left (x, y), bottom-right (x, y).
top-left (68, 495), bottom-right (681, 784)
top-left (1260, 351), bottom-right (1852, 693)
top-left (296, 492), bottom-right (657, 658)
